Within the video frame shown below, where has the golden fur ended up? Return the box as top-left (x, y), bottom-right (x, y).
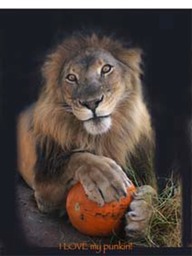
top-left (34, 34), bottom-right (153, 167)
top-left (17, 33), bottom-right (156, 214)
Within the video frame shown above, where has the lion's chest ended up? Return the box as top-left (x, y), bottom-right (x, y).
top-left (74, 133), bottom-right (128, 169)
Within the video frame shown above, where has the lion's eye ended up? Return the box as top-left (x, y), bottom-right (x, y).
top-left (66, 74), bottom-right (77, 82)
top-left (101, 64), bottom-right (113, 75)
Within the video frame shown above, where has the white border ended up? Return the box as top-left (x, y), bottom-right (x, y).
top-left (0, 0), bottom-right (191, 9)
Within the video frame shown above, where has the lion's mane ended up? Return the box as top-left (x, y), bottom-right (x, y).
top-left (32, 33), bottom-right (155, 186)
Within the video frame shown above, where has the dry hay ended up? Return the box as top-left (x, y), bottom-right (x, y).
top-left (129, 178), bottom-right (181, 247)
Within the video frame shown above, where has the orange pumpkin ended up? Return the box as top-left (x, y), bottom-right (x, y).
top-left (66, 182), bottom-right (136, 236)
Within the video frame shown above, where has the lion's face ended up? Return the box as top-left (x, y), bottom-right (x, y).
top-left (60, 48), bottom-right (127, 135)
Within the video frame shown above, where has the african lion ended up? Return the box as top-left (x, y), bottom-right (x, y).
top-left (17, 33), bottom-right (157, 237)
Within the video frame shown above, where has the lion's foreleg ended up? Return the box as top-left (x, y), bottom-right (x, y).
top-left (124, 136), bottom-right (157, 237)
top-left (34, 149), bottom-right (132, 213)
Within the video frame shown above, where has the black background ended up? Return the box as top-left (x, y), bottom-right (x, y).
top-left (0, 9), bottom-right (191, 255)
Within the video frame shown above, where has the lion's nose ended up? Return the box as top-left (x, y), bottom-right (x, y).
top-left (79, 95), bottom-right (104, 111)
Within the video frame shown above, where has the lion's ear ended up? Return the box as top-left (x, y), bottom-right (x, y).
top-left (115, 48), bottom-right (143, 73)
top-left (41, 54), bottom-right (60, 86)
top-left (41, 46), bottom-right (67, 87)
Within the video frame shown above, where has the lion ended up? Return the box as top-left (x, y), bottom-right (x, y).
top-left (17, 33), bottom-right (157, 238)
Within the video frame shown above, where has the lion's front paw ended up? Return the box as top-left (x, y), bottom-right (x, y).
top-left (125, 185), bottom-right (157, 238)
top-left (74, 155), bottom-right (133, 206)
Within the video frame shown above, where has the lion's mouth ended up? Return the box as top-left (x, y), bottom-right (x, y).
top-left (84, 114), bottom-right (111, 123)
